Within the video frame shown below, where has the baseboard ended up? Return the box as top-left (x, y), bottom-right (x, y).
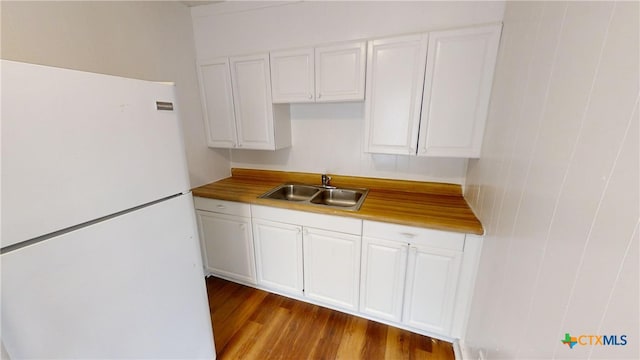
top-left (453, 340), bottom-right (463, 359)
top-left (455, 340), bottom-right (485, 360)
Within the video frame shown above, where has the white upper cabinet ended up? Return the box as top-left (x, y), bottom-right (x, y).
top-left (418, 24), bottom-right (502, 157)
top-left (270, 48), bottom-right (315, 103)
top-left (197, 57), bottom-right (237, 148)
top-left (230, 53), bottom-right (289, 150)
top-left (197, 53), bottom-right (291, 150)
top-left (270, 41), bottom-right (366, 103)
top-left (364, 24), bottom-right (502, 158)
top-left (315, 41), bottom-right (366, 102)
top-left (364, 34), bottom-right (429, 155)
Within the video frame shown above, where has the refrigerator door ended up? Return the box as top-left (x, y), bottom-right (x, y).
top-left (1, 194), bottom-right (215, 359)
top-left (1, 60), bottom-right (191, 248)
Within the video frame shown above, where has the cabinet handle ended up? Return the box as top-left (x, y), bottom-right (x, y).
top-left (401, 232), bottom-right (416, 238)
top-left (308, 94), bottom-right (313, 100)
top-left (318, 93), bottom-right (322, 99)
top-left (239, 224), bottom-right (246, 231)
top-left (303, 228), bottom-right (308, 236)
top-left (216, 205), bottom-right (225, 209)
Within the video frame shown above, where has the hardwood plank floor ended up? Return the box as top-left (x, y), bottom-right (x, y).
top-left (205, 276), bottom-right (455, 360)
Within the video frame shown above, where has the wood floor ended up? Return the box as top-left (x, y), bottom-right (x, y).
top-left (205, 276), bottom-right (454, 360)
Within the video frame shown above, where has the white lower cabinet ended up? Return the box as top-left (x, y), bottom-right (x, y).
top-left (303, 227), bottom-right (361, 311)
top-left (194, 197), bottom-right (256, 285)
top-left (360, 220), bottom-right (465, 337)
top-left (197, 200), bottom-right (481, 340)
top-left (252, 218), bottom-right (304, 296)
top-left (403, 244), bottom-right (462, 334)
top-left (359, 237), bottom-right (407, 322)
top-left (251, 205), bottom-right (362, 310)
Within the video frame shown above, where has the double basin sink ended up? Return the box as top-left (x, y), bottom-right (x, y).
top-left (259, 184), bottom-right (369, 211)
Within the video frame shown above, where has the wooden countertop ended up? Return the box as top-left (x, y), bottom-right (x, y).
top-left (192, 168), bottom-right (484, 235)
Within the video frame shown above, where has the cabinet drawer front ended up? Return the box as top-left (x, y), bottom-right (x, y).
top-left (363, 220), bottom-right (464, 251)
top-left (251, 205), bottom-right (362, 235)
top-left (193, 197), bottom-right (251, 217)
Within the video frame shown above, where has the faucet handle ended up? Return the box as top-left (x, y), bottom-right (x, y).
top-left (321, 174), bottom-right (332, 187)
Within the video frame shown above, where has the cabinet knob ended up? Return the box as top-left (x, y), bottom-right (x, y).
top-left (239, 224), bottom-right (246, 231)
top-left (308, 94), bottom-right (313, 100)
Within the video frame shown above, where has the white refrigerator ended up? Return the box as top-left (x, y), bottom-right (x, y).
top-left (1, 60), bottom-right (216, 358)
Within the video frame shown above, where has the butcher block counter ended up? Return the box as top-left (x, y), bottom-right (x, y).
top-left (192, 168), bottom-right (483, 235)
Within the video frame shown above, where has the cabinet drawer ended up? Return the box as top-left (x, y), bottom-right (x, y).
top-left (193, 197), bottom-right (251, 217)
top-left (363, 220), bottom-right (464, 251)
top-left (251, 205), bottom-right (362, 235)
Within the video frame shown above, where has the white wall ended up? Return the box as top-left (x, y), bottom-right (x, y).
top-left (464, 1), bottom-right (638, 359)
top-left (1, 1), bottom-right (230, 187)
top-left (191, 1), bottom-right (505, 184)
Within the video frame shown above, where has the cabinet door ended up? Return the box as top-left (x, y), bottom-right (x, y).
top-left (229, 53), bottom-right (276, 150)
top-left (359, 237), bottom-right (407, 322)
top-left (403, 244), bottom-right (462, 335)
top-left (419, 24), bottom-right (502, 158)
top-left (270, 48), bottom-right (315, 103)
top-left (252, 218), bottom-right (304, 296)
top-left (303, 228), bottom-right (361, 311)
top-left (197, 58), bottom-right (237, 148)
top-left (315, 41), bottom-right (366, 102)
top-left (364, 34), bottom-right (429, 155)
top-left (195, 210), bottom-right (256, 285)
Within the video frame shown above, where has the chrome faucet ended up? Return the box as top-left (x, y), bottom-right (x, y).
top-left (321, 174), bottom-right (335, 188)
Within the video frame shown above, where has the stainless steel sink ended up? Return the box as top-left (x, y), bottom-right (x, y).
top-left (260, 184), bottom-right (320, 201)
top-left (259, 183), bottom-right (368, 211)
top-left (310, 188), bottom-right (365, 208)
